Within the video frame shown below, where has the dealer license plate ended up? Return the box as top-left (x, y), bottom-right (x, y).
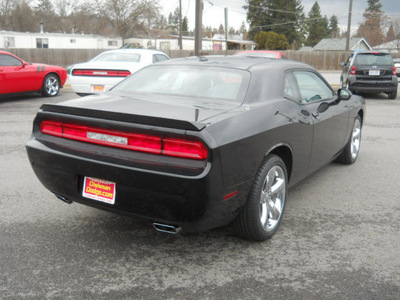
top-left (82, 177), bottom-right (116, 204)
top-left (369, 70), bottom-right (380, 76)
top-left (92, 85), bottom-right (105, 92)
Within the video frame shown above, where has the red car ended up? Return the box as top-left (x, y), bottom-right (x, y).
top-left (234, 50), bottom-right (287, 59)
top-left (0, 51), bottom-right (67, 97)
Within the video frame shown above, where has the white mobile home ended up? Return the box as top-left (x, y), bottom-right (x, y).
top-left (0, 30), bottom-right (123, 49)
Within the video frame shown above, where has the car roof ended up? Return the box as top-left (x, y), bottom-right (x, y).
top-left (99, 48), bottom-right (168, 55)
top-left (155, 55), bottom-right (313, 72)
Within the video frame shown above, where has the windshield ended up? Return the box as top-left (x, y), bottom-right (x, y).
top-left (113, 65), bottom-right (249, 102)
top-left (92, 52), bottom-right (141, 63)
top-left (355, 53), bottom-right (393, 65)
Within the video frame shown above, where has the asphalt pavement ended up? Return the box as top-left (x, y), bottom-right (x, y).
top-left (1, 87), bottom-right (399, 299)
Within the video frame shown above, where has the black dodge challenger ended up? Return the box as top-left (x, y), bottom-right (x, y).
top-left (26, 56), bottom-right (365, 241)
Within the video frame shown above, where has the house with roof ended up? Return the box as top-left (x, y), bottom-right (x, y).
top-left (373, 39), bottom-right (400, 53)
top-left (313, 38), bottom-right (372, 51)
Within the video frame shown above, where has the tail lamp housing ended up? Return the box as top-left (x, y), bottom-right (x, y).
top-left (40, 121), bottom-right (208, 160)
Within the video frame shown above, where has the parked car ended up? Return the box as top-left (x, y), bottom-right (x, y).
top-left (0, 51), bottom-right (67, 97)
top-left (234, 50), bottom-right (287, 59)
top-left (26, 56), bottom-right (365, 241)
top-left (393, 58), bottom-right (400, 81)
top-left (340, 51), bottom-right (398, 99)
top-left (69, 49), bottom-right (170, 96)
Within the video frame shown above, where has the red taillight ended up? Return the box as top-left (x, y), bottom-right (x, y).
top-left (163, 138), bottom-right (208, 160)
top-left (393, 67), bottom-right (397, 75)
top-left (72, 69), bottom-right (131, 77)
top-left (40, 121), bottom-right (207, 160)
top-left (351, 66), bottom-right (356, 75)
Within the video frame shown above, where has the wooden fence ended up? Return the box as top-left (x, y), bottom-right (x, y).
top-left (2, 48), bottom-right (399, 70)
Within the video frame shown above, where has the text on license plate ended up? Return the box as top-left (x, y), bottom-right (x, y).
top-left (369, 70), bottom-right (380, 76)
top-left (82, 177), bottom-right (116, 204)
top-left (92, 85), bottom-right (105, 92)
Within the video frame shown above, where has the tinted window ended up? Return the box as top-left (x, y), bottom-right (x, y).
top-left (92, 53), bottom-right (141, 62)
top-left (294, 71), bottom-right (335, 102)
top-left (355, 53), bottom-right (392, 65)
top-left (113, 65), bottom-right (248, 102)
top-left (153, 54), bottom-right (170, 63)
top-left (0, 54), bottom-right (22, 66)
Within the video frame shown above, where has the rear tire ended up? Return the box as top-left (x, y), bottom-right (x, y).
top-left (234, 155), bottom-right (287, 241)
top-left (41, 74), bottom-right (60, 97)
top-left (337, 114), bottom-right (362, 164)
top-left (387, 90), bottom-right (397, 100)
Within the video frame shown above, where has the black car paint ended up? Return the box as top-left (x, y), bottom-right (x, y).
top-left (26, 57), bottom-right (365, 232)
top-left (341, 51), bottom-right (398, 95)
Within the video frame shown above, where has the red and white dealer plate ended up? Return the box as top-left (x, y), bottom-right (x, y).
top-left (82, 177), bottom-right (116, 205)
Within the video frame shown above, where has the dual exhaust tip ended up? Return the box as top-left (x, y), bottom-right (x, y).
top-left (55, 194), bottom-right (182, 234)
top-left (153, 223), bottom-right (182, 234)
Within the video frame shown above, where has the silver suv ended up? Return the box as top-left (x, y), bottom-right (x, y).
top-left (340, 51), bottom-right (398, 99)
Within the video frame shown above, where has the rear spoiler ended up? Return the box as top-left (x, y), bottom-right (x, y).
top-left (40, 104), bottom-right (207, 131)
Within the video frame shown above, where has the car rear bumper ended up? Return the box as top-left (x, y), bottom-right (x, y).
top-left (69, 76), bottom-right (125, 94)
top-left (26, 138), bottom-right (251, 232)
top-left (349, 75), bottom-right (398, 93)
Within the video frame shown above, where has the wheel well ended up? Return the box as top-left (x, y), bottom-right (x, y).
top-left (358, 109), bottom-right (364, 125)
top-left (269, 146), bottom-right (293, 182)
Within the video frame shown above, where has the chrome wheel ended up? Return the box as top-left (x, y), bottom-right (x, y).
top-left (259, 165), bottom-right (286, 232)
top-left (350, 117), bottom-right (361, 160)
top-left (42, 74), bottom-right (60, 97)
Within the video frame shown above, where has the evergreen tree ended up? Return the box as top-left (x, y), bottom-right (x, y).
top-left (328, 15), bottom-right (340, 38)
top-left (305, 1), bottom-right (328, 46)
top-left (182, 16), bottom-right (189, 34)
top-left (385, 24), bottom-right (395, 42)
top-left (356, 0), bottom-right (385, 46)
top-left (245, 0), bottom-right (304, 48)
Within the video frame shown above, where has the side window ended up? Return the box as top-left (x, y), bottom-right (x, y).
top-left (0, 54), bottom-right (22, 66)
top-left (153, 54), bottom-right (169, 63)
top-left (293, 71), bottom-right (335, 103)
top-left (284, 72), bottom-right (300, 101)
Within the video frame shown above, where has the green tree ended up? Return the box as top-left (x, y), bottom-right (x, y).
top-left (356, 0), bottom-right (385, 46)
top-left (182, 16), bottom-right (189, 34)
top-left (305, 1), bottom-right (328, 46)
top-left (328, 15), bottom-right (340, 38)
top-left (255, 31), bottom-right (289, 50)
top-left (245, 0), bottom-right (304, 47)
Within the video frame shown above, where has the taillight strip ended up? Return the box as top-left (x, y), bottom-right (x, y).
top-left (72, 69), bottom-right (131, 77)
top-left (40, 121), bottom-right (207, 160)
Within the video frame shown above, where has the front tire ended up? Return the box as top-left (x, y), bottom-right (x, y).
top-left (41, 74), bottom-right (60, 97)
top-left (234, 155), bottom-right (287, 241)
top-left (337, 114), bottom-right (362, 164)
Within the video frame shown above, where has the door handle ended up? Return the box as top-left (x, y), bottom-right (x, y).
top-left (312, 112), bottom-right (320, 120)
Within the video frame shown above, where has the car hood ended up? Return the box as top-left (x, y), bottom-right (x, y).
top-left (41, 91), bottom-right (242, 131)
top-left (71, 61), bottom-right (146, 72)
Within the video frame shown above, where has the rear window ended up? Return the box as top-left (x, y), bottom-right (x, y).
top-left (92, 52), bottom-right (141, 63)
top-left (355, 53), bottom-right (393, 65)
top-left (113, 65), bottom-right (249, 102)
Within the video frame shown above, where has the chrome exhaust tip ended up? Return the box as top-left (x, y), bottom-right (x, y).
top-left (153, 223), bottom-right (182, 234)
top-left (55, 194), bottom-right (72, 204)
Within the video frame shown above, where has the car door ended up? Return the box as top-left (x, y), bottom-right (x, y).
top-left (293, 70), bottom-right (349, 173)
top-left (0, 53), bottom-right (37, 94)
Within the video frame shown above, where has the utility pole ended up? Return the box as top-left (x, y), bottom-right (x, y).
top-left (194, 0), bottom-right (203, 56)
top-left (225, 7), bottom-right (228, 55)
top-left (179, 0), bottom-right (183, 50)
top-left (346, 0), bottom-right (353, 51)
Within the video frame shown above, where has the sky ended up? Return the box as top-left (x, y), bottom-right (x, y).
top-left (162, 0), bottom-right (400, 34)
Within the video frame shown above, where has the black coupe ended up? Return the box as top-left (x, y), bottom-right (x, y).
top-left (26, 56), bottom-right (365, 241)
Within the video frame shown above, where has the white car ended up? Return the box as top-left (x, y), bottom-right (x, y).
top-left (70, 49), bottom-right (170, 96)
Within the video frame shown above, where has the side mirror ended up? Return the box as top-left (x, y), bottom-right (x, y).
top-left (340, 62), bottom-right (346, 67)
top-left (337, 88), bottom-right (352, 101)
